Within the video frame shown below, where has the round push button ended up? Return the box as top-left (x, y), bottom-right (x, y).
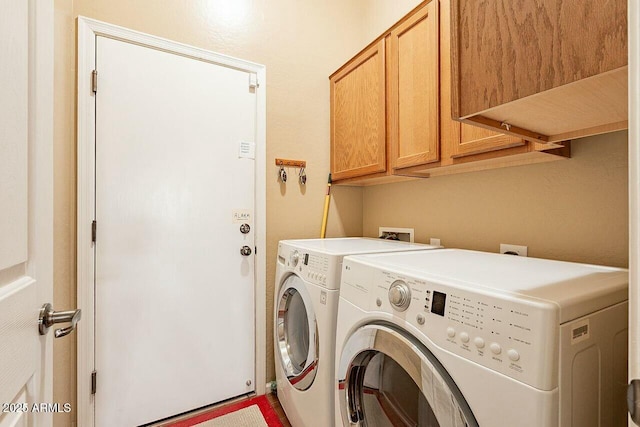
top-left (460, 332), bottom-right (470, 343)
top-left (490, 343), bottom-right (502, 355)
top-left (447, 327), bottom-right (456, 338)
top-left (507, 349), bottom-right (520, 362)
top-left (376, 298), bottom-right (382, 307)
top-left (416, 314), bottom-right (425, 325)
top-left (474, 337), bottom-right (485, 348)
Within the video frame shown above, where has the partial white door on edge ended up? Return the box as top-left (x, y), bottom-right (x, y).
top-left (0, 1), bottom-right (53, 427)
top-left (94, 36), bottom-right (256, 426)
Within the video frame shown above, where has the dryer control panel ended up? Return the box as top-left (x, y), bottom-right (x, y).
top-left (341, 261), bottom-right (559, 391)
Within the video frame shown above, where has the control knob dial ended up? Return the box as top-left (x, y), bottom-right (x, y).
top-left (290, 250), bottom-right (300, 267)
top-left (388, 280), bottom-right (411, 312)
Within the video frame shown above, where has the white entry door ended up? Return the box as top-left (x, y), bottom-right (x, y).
top-left (92, 35), bottom-right (258, 426)
top-left (0, 1), bottom-right (54, 427)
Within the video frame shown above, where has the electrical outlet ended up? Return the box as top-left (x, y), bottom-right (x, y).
top-left (378, 227), bottom-right (414, 242)
top-left (500, 244), bottom-right (528, 256)
top-left (430, 238), bottom-right (441, 247)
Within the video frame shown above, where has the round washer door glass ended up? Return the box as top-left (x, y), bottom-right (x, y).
top-left (338, 323), bottom-right (478, 427)
top-left (276, 274), bottom-right (318, 390)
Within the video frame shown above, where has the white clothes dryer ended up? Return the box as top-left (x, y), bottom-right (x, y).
top-left (274, 238), bottom-right (441, 427)
top-left (335, 249), bottom-right (628, 427)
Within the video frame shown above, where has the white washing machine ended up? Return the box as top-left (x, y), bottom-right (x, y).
top-left (274, 238), bottom-right (441, 427)
top-left (335, 249), bottom-right (629, 427)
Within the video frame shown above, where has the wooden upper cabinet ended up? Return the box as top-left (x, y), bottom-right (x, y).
top-left (451, 123), bottom-right (524, 158)
top-left (330, 40), bottom-right (386, 181)
top-left (388, 1), bottom-right (439, 170)
top-left (450, 0), bottom-right (628, 143)
top-left (329, 0), bottom-right (570, 185)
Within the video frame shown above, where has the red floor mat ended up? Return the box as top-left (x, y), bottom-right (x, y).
top-left (166, 395), bottom-right (282, 427)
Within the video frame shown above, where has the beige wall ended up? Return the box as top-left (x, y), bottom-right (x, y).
top-left (363, 131), bottom-right (629, 268)
top-left (356, 1), bottom-right (628, 270)
top-left (361, 0), bottom-right (422, 40)
top-left (52, 1), bottom-right (629, 426)
top-left (53, 1), bottom-right (373, 425)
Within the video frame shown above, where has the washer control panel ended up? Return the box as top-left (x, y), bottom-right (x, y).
top-left (300, 251), bottom-right (331, 287)
top-left (340, 262), bottom-right (558, 391)
top-left (279, 244), bottom-right (340, 290)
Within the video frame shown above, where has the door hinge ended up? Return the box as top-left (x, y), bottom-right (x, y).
top-left (249, 73), bottom-right (258, 89)
top-left (91, 371), bottom-right (97, 394)
top-left (91, 220), bottom-right (97, 243)
top-left (92, 70), bottom-right (98, 93)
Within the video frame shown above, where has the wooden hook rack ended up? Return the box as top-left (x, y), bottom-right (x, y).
top-left (275, 158), bottom-right (306, 168)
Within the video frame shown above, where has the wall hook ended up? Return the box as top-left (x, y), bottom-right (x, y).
top-left (279, 165), bottom-right (287, 183)
top-left (299, 167), bottom-right (307, 185)
top-left (275, 158), bottom-right (306, 184)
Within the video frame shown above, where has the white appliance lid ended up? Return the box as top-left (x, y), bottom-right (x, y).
top-left (347, 249), bottom-right (628, 322)
top-left (280, 237), bottom-right (440, 255)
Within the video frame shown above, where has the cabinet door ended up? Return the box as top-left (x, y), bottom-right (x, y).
top-left (450, 0), bottom-right (627, 143)
top-left (451, 123), bottom-right (525, 158)
top-left (388, 1), bottom-right (439, 170)
top-left (330, 40), bottom-right (386, 181)
top-left (441, 0), bottom-right (524, 159)
top-left (452, 0), bottom-right (627, 117)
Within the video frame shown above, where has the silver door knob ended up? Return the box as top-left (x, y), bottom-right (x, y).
top-left (240, 246), bottom-right (252, 256)
top-left (39, 303), bottom-right (82, 338)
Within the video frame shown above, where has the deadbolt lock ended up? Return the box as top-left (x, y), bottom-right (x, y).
top-left (240, 223), bottom-right (250, 234)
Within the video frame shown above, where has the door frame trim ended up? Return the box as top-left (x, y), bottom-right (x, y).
top-left (629, 2), bottom-right (639, 426)
top-left (76, 17), bottom-right (267, 427)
